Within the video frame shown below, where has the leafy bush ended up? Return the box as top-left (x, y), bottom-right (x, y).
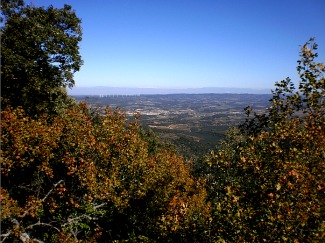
top-left (1, 104), bottom-right (209, 242)
top-left (206, 38), bottom-right (325, 242)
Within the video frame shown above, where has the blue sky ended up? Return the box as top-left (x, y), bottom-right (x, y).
top-left (33, 0), bottom-right (325, 90)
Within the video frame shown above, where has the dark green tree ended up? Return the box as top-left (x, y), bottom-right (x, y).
top-left (1, 0), bottom-right (83, 116)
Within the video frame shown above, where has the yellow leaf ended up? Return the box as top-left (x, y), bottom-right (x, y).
top-left (276, 183), bottom-right (281, 191)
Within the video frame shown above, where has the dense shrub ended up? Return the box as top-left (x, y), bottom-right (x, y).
top-left (205, 38), bottom-right (325, 242)
top-left (1, 104), bottom-right (209, 242)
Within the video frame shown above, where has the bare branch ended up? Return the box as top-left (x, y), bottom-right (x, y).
top-left (26, 220), bottom-right (60, 232)
top-left (92, 202), bottom-right (106, 210)
top-left (31, 239), bottom-right (44, 243)
top-left (0, 231), bottom-right (12, 242)
top-left (62, 214), bottom-right (92, 228)
top-left (20, 180), bottom-right (64, 218)
top-left (61, 202), bottom-right (106, 228)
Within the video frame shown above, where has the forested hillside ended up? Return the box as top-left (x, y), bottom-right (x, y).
top-left (1, 1), bottom-right (324, 242)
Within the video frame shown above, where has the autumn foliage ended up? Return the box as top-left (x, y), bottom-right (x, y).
top-left (1, 2), bottom-right (325, 241)
top-left (1, 103), bottom-right (210, 241)
top-left (205, 38), bottom-right (325, 242)
top-left (2, 40), bottom-right (324, 242)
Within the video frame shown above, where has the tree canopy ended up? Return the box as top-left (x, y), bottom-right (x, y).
top-left (1, 0), bottom-right (83, 116)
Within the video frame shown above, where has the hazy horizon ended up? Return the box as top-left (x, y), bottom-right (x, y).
top-left (34, 0), bottom-right (325, 90)
top-left (68, 85), bottom-right (272, 95)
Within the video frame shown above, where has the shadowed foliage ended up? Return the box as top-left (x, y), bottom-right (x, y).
top-left (205, 38), bottom-right (325, 242)
top-left (1, 104), bottom-right (209, 242)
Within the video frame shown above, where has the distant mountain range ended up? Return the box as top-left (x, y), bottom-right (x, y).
top-left (68, 86), bottom-right (272, 95)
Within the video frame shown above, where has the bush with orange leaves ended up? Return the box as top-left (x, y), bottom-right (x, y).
top-left (205, 38), bottom-right (325, 242)
top-left (1, 102), bottom-right (210, 242)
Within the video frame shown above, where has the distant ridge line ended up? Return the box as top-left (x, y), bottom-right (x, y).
top-left (68, 86), bottom-right (271, 95)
